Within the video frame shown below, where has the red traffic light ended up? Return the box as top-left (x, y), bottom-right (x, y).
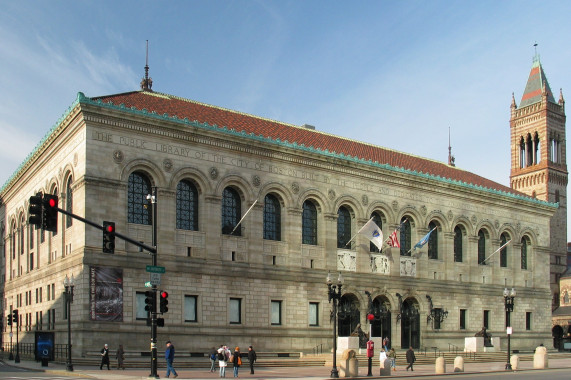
top-left (106, 224), bottom-right (114, 233)
top-left (367, 313), bottom-right (374, 321)
top-left (48, 197), bottom-right (57, 208)
top-left (161, 291), bottom-right (168, 298)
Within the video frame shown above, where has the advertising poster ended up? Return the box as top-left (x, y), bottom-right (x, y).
top-left (90, 266), bottom-right (123, 321)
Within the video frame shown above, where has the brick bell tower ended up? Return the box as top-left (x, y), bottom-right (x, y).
top-left (509, 53), bottom-right (567, 309)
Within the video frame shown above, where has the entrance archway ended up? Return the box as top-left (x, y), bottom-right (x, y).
top-left (371, 296), bottom-right (391, 345)
top-left (338, 294), bottom-right (360, 338)
top-left (400, 298), bottom-right (420, 349)
top-left (552, 325), bottom-right (564, 350)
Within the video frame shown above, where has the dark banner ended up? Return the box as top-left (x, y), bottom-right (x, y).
top-left (90, 266), bottom-right (123, 321)
top-left (35, 331), bottom-right (55, 361)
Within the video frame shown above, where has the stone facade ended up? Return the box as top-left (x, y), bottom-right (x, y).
top-left (0, 77), bottom-right (559, 357)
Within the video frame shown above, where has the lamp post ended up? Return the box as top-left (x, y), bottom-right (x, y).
top-left (503, 287), bottom-right (516, 370)
top-left (63, 274), bottom-right (75, 372)
top-left (327, 272), bottom-right (344, 378)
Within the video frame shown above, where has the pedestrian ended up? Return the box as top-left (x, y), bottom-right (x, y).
top-left (100, 344), bottom-right (110, 370)
top-left (379, 347), bottom-right (387, 374)
top-left (209, 347), bottom-right (218, 372)
top-left (218, 345), bottom-right (228, 377)
top-left (406, 346), bottom-right (416, 371)
top-left (388, 347), bottom-right (396, 371)
top-left (382, 337), bottom-right (387, 351)
top-left (385, 336), bottom-right (390, 350)
top-left (165, 340), bottom-right (178, 378)
top-left (247, 345), bottom-right (257, 374)
top-left (116, 344), bottom-right (125, 370)
top-left (232, 346), bottom-right (241, 377)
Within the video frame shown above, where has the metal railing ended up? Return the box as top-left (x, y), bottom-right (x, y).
top-left (2, 343), bottom-right (69, 360)
top-left (312, 343), bottom-right (325, 355)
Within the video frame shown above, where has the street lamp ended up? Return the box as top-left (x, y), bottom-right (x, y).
top-left (327, 272), bottom-right (344, 378)
top-left (63, 274), bottom-right (75, 371)
top-left (503, 287), bottom-right (516, 370)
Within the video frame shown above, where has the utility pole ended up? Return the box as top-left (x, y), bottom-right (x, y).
top-left (148, 187), bottom-right (159, 378)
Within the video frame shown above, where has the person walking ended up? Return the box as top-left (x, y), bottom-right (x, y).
top-left (231, 347), bottom-right (241, 377)
top-left (116, 344), bottom-right (125, 370)
top-left (209, 347), bottom-right (218, 372)
top-left (218, 345), bottom-right (228, 377)
top-left (247, 345), bottom-right (257, 374)
top-left (406, 346), bottom-right (416, 371)
top-left (165, 341), bottom-right (178, 378)
top-left (379, 347), bottom-right (387, 374)
top-left (388, 347), bottom-right (396, 371)
top-left (99, 344), bottom-right (110, 370)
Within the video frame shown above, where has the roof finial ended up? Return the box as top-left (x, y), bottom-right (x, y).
top-left (448, 127), bottom-right (455, 167)
top-left (140, 40), bottom-right (153, 91)
top-left (533, 41), bottom-right (540, 63)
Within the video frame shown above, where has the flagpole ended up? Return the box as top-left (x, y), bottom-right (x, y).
top-left (408, 226), bottom-right (437, 254)
top-left (382, 218), bottom-right (409, 248)
top-left (482, 240), bottom-right (511, 264)
top-left (230, 199), bottom-right (258, 235)
top-left (345, 217), bottom-right (374, 247)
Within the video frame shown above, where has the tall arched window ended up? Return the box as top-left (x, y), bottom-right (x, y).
top-left (400, 217), bottom-right (411, 256)
top-left (128, 171), bottom-right (152, 225)
top-left (427, 221), bottom-right (438, 260)
top-left (221, 187), bottom-right (241, 236)
top-left (500, 233), bottom-right (508, 268)
top-left (521, 236), bottom-right (529, 270)
top-left (453, 226), bottom-right (463, 262)
top-left (176, 180), bottom-right (199, 231)
top-left (19, 216), bottom-right (25, 256)
top-left (11, 222), bottom-right (16, 259)
top-left (302, 200), bottom-right (317, 245)
top-left (370, 212), bottom-right (383, 253)
top-left (478, 230), bottom-right (486, 265)
top-left (51, 187), bottom-right (58, 236)
top-left (263, 194), bottom-right (281, 241)
top-left (66, 176), bottom-right (73, 228)
top-left (519, 137), bottom-right (525, 168)
top-left (337, 206), bottom-right (351, 249)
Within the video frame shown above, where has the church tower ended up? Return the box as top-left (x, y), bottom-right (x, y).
top-left (510, 53), bottom-right (567, 308)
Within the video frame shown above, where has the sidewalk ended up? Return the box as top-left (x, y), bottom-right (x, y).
top-left (3, 357), bottom-right (571, 379)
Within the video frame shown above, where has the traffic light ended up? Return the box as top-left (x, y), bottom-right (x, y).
top-left (102, 221), bottom-right (116, 254)
top-left (144, 291), bottom-right (155, 313)
top-left (159, 291), bottom-right (169, 313)
top-left (12, 309), bottom-right (18, 324)
top-left (157, 318), bottom-right (165, 327)
top-left (7, 314), bottom-right (12, 326)
top-left (42, 194), bottom-right (58, 233)
top-left (28, 193), bottom-right (43, 228)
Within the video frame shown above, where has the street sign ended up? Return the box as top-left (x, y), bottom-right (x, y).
top-left (150, 273), bottom-right (161, 286)
top-left (146, 265), bottom-right (165, 273)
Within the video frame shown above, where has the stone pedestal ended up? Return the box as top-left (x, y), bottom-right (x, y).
top-left (379, 358), bottom-right (391, 376)
top-left (510, 355), bottom-right (520, 370)
top-left (453, 356), bottom-right (464, 372)
top-left (337, 337), bottom-right (359, 353)
top-left (435, 356), bottom-right (446, 374)
top-left (533, 346), bottom-right (548, 369)
top-left (464, 337), bottom-right (500, 352)
top-left (339, 349), bottom-right (358, 378)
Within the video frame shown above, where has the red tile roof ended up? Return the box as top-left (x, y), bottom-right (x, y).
top-left (92, 91), bottom-right (525, 198)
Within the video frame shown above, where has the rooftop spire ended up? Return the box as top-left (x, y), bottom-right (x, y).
top-left (140, 40), bottom-right (153, 91)
top-left (519, 44), bottom-right (555, 107)
top-left (448, 127), bottom-right (455, 167)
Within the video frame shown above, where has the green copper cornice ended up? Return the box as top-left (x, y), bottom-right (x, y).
top-left (0, 92), bottom-right (558, 210)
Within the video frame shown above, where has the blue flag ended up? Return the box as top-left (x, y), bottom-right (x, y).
top-left (414, 227), bottom-right (436, 250)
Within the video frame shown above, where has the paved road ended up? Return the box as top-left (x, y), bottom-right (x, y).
top-left (1, 357), bottom-right (570, 380)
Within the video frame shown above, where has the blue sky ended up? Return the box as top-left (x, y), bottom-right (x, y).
top-left (1, 0), bottom-right (571, 238)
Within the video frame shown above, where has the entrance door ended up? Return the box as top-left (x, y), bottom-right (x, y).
top-left (371, 297), bottom-right (391, 345)
top-left (400, 299), bottom-right (420, 349)
top-left (338, 295), bottom-right (360, 337)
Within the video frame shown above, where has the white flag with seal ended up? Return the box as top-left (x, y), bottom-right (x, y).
top-left (358, 219), bottom-right (384, 251)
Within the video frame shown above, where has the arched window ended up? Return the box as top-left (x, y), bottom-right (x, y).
top-left (66, 176), bottom-right (73, 228)
top-left (478, 230), bottom-right (486, 265)
top-left (11, 222), bottom-right (16, 259)
top-left (337, 206), bottom-right (351, 249)
top-left (51, 187), bottom-right (58, 236)
top-left (400, 217), bottom-right (411, 256)
top-left (176, 180), bottom-right (199, 231)
top-left (370, 212), bottom-right (383, 253)
top-left (19, 216), bottom-right (25, 256)
top-left (519, 137), bottom-right (525, 168)
top-left (500, 233), bottom-right (508, 268)
top-left (263, 194), bottom-right (281, 241)
top-left (29, 224), bottom-right (34, 250)
top-left (302, 200), bottom-right (317, 245)
top-left (427, 221), bottom-right (438, 260)
top-left (128, 171), bottom-right (152, 225)
top-left (521, 236), bottom-right (529, 270)
top-left (453, 226), bottom-right (463, 262)
top-left (221, 187), bottom-right (241, 236)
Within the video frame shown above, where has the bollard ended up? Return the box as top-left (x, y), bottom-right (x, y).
top-left (339, 349), bottom-right (357, 377)
top-left (510, 354), bottom-right (520, 370)
top-left (453, 356), bottom-right (464, 372)
top-left (533, 346), bottom-right (548, 369)
top-left (379, 358), bottom-right (391, 376)
top-left (347, 357), bottom-right (358, 377)
top-left (435, 356), bottom-right (446, 374)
